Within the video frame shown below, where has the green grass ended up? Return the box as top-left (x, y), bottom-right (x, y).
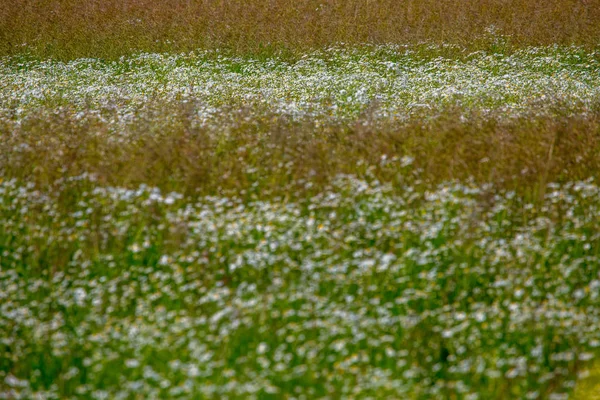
top-left (3, 46), bottom-right (600, 398)
top-left (574, 362), bottom-right (600, 399)
top-left (2, 176), bottom-right (600, 398)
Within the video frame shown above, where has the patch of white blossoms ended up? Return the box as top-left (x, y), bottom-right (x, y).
top-left (1, 45), bottom-right (599, 136)
top-left (1, 175), bottom-right (600, 398)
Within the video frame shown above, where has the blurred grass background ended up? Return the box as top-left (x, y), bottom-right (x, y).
top-left (574, 363), bottom-right (600, 399)
top-left (2, 0), bottom-right (600, 60)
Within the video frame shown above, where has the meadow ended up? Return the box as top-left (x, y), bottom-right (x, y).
top-left (2, 1), bottom-right (600, 399)
top-left (2, 0), bottom-right (600, 59)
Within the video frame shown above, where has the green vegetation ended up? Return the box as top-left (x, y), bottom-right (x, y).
top-left (2, 46), bottom-right (600, 398)
top-left (2, 174), bottom-right (600, 398)
top-left (2, 1), bottom-right (600, 396)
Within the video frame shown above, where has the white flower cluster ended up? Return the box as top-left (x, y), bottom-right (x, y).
top-left (1, 45), bottom-right (598, 138)
top-left (1, 175), bottom-right (600, 398)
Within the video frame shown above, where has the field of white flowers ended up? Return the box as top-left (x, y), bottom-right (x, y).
top-left (2, 45), bottom-right (599, 134)
top-left (2, 46), bottom-right (600, 399)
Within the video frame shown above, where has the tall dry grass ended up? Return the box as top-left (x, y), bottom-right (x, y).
top-left (3, 105), bottom-right (600, 200)
top-left (2, 0), bottom-right (600, 59)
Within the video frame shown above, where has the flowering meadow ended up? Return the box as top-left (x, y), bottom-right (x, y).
top-left (2, 46), bottom-right (600, 131)
top-left (2, 46), bottom-right (600, 398)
